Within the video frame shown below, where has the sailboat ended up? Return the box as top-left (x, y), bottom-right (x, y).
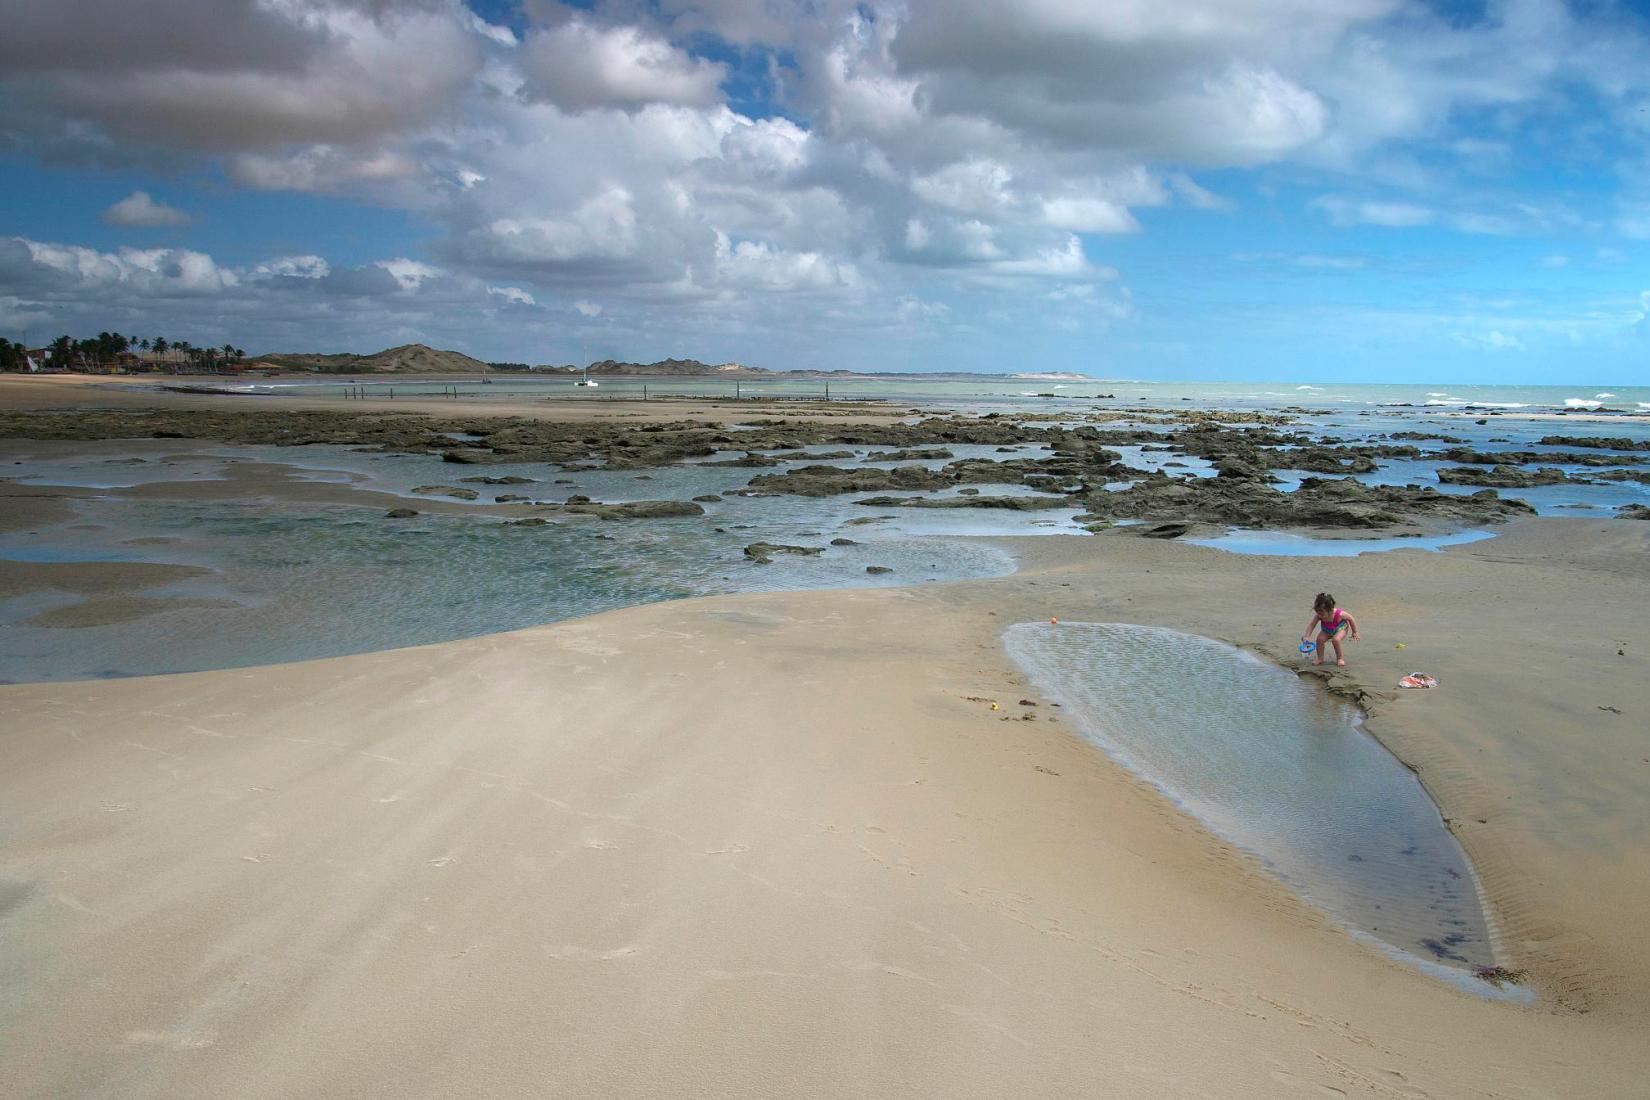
top-left (574, 364), bottom-right (599, 387)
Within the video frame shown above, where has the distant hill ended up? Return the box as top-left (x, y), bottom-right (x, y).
top-left (252, 344), bottom-right (493, 374)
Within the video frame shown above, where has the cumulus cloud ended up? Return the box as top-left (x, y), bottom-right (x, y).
top-left (230, 146), bottom-right (420, 192)
top-left (0, 234), bottom-right (571, 354)
top-left (519, 17), bottom-right (727, 112)
top-left (101, 191), bottom-right (193, 227)
top-left (3, 237), bottom-right (237, 295)
top-left (0, 1), bottom-right (483, 153)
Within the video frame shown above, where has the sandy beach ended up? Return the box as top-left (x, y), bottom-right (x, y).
top-left (3, 379), bottom-right (1649, 1097)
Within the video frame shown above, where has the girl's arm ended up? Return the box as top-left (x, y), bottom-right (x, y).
top-left (1345, 612), bottom-right (1360, 640)
top-left (1303, 616), bottom-right (1320, 640)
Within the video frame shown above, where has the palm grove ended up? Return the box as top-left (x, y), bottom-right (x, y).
top-left (0, 332), bottom-right (247, 372)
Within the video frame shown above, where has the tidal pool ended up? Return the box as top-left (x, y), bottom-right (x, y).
top-left (1003, 621), bottom-right (1521, 995)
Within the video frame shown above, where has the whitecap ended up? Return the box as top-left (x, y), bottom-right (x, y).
top-left (1295, 385), bottom-right (1322, 391)
top-left (1596, 392), bottom-right (1617, 399)
top-left (1564, 398), bottom-right (1603, 409)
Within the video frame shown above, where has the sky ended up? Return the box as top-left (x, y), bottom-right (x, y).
top-left (2, 0), bottom-right (1649, 383)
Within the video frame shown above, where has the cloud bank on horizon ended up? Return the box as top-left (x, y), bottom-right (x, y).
top-left (1, 0), bottom-right (1647, 381)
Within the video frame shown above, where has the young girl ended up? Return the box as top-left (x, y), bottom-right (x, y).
top-left (1303, 592), bottom-right (1360, 667)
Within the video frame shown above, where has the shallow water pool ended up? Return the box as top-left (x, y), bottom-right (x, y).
top-left (1004, 621), bottom-right (1521, 994)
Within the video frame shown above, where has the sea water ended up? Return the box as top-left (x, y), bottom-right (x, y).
top-left (1003, 621), bottom-right (1520, 994)
top-left (0, 442), bottom-right (1031, 682)
top-left (226, 375), bottom-right (1650, 415)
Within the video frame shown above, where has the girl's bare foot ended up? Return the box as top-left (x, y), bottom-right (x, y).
top-left (1336, 658), bottom-right (1347, 667)
top-left (1312, 658), bottom-right (1324, 666)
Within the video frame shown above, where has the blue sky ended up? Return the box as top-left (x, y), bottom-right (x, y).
top-left (1, 0), bottom-right (1647, 383)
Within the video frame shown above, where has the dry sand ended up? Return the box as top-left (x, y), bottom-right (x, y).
top-left (2, 518), bottom-right (1647, 1098)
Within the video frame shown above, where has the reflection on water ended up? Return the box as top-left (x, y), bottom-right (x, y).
top-left (1004, 621), bottom-right (1518, 993)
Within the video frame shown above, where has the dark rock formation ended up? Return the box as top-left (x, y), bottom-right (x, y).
top-left (1438, 448), bottom-right (1641, 467)
top-left (853, 494), bottom-right (1070, 510)
top-left (746, 465), bottom-right (951, 497)
top-left (865, 447), bottom-right (954, 461)
top-left (1436, 465), bottom-right (1569, 488)
top-left (1080, 473), bottom-right (1534, 530)
top-left (743, 541), bottom-right (824, 564)
top-left (411, 485), bottom-right (479, 500)
top-left (1539, 435), bottom-right (1650, 452)
top-left (564, 500), bottom-right (705, 520)
top-left (1591, 469), bottom-right (1650, 485)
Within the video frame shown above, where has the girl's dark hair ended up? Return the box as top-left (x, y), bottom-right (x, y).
top-left (1314, 592), bottom-right (1335, 613)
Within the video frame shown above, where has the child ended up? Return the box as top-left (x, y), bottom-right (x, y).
top-left (1303, 592), bottom-right (1360, 667)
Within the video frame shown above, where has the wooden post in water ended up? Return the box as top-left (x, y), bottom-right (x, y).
top-left (825, 380), bottom-right (830, 401)
top-left (643, 385), bottom-right (648, 401)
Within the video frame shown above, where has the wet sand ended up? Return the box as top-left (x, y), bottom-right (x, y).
top-left (2, 376), bottom-right (1648, 1096)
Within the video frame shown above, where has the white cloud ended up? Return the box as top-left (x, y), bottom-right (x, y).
top-left (7, 237), bottom-right (236, 295)
top-left (466, 13), bottom-right (518, 48)
top-left (1314, 196), bottom-right (1436, 228)
top-left (0, 234), bottom-right (595, 356)
top-left (376, 258), bottom-right (441, 290)
top-left (573, 299), bottom-right (602, 317)
top-left (1454, 329), bottom-right (1524, 351)
top-left (1038, 197), bottom-right (1139, 234)
top-left (519, 18), bottom-right (726, 112)
top-left (985, 235), bottom-right (1095, 278)
top-left (1, 2), bottom-right (483, 152)
top-left (487, 284), bottom-right (536, 305)
top-left (714, 235), bottom-right (863, 294)
top-left (101, 191), bottom-right (193, 227)
top-left (230, 146), bottom-right (419, 193)
top-left (1168, 172), bottom-right (1230, 210)
top-left (249, 255), bottom-right (331, 280)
